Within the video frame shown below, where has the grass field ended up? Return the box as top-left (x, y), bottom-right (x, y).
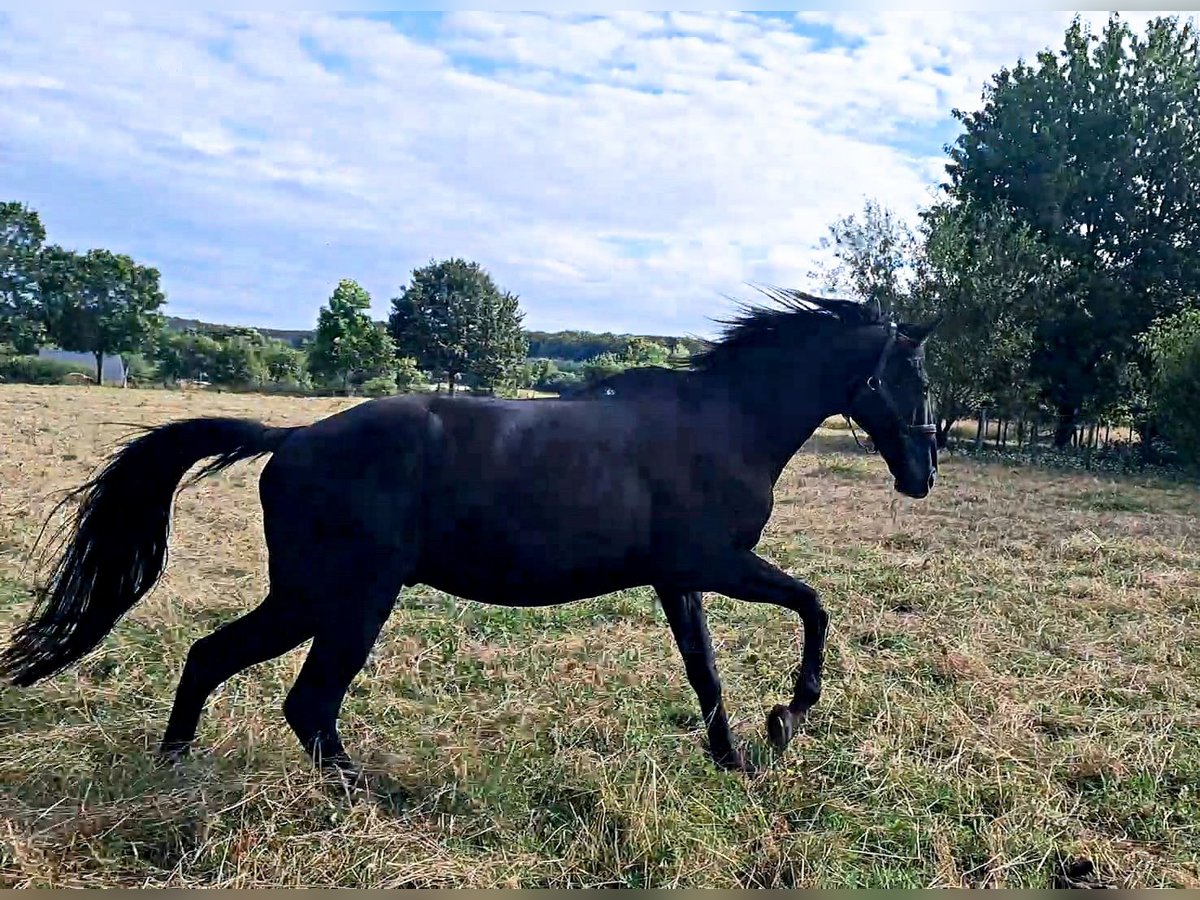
top-left (1, 384), bottom-right (1198, 888)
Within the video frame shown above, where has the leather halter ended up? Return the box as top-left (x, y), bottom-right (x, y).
top-left (844, 321), bottom-right (937, 452)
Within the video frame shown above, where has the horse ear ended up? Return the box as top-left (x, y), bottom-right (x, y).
top-left (898, 316), bottom-right (943, 346)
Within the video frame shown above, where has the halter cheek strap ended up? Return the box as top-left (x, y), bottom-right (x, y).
top-left (843, 322), bottom-right (936, 453)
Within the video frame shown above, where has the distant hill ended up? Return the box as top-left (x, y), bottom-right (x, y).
top-left (164, 316), bottom-right (315, 348)
top-left (165, 316), bottom-right (707, 360)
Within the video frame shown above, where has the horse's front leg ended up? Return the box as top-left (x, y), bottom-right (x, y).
top-left (705, 552), bottom-right (828, 755)
top-left (655, 588), bottom-right (754, 774)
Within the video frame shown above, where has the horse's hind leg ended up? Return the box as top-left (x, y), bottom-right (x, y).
top-left (159, 591), bottom-right (313, 760)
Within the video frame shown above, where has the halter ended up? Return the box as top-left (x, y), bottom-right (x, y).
top-left (843, 321), bottom-right (937, 454)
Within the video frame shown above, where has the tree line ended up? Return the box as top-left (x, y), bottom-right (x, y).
top-left (813, 14), bottom-right (1200, 463)
top-left (0, 212), bottom-right (684, 397)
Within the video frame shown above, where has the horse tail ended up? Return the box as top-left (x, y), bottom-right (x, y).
top-left (0, 417), bottom-right (300, 687)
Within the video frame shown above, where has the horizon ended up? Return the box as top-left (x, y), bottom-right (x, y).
top-left (3, 11), bottom-right (1185, 339)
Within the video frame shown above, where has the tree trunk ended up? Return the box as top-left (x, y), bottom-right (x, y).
top-left (1017, 420), bottom-right (1026, 449)
top-left (1030, 420), bottom-right (1039, 452)
top-left (1136, 418), bottom-right (1159, 462)
top-left (1053, 405), bottom-right (1077, 449)
top-left (94, 351), bottom-right (104, 387)
top-left (447, 371), bottom-right (456, 395)
top-left (1000, 419), bottom-right (1010, 450)
top-left (975, 409), bottom-right (987, 450)
top-left (1104, 425), bottom-right (1111, 445)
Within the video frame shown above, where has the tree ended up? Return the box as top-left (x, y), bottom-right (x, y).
top-left (814, 199), bottom-right (918, 316)
top-left (0, 202), bottom-right (47, 353)
top-left (945, 14), bottom-right (1200, 445)
top-left (155, 330), bottom-right (222, 384)
top-left (908, 202), bottom-right (1051, 445)
top-left (210, 333), bottom-right (266, 386)
top-left (39, 247), bottom-right (165, 385)
top-left (262, 341), bottom-right (308, 386)
top-left (308, 278), bottom-right (396, 393)
top-left (389, 258), bottom-right (527, 394)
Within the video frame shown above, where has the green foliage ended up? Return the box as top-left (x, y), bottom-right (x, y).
top-left (526, 330), bottom-right (705, 362)
top-left (816, 199), bottom-right (916, 316)
top-left (945, 14), bottom-right (1200, 441)
top-left (154, 327), bottom-right (305, 389)
top-left (581, 351), bottom-right (627, 385)
top-left (211, 334), bottom-right (267, 386)
top-left (1140, 307), bottom-right (1200, 463)
top-left (122, 352), bottom-right (156, 384)
top-left (818, 197), bottom-right (1054, 446)
top-left (622, 336), bottom-right (671, 367)
top-left (915, 203), bottom-right (1049, 432)
top-left (389, 258), bottom-right (527, 393)
top-left (155, 330), bottom-right (221, 383)
top-left (393, 355), bottom-right (427, 392)
top-left (262, 342), bottom-right (308, 387)
top-left (0, 354), bottom-right (93, 384)
top-left (38, 246), bottom-right (166, 384)
top-left (0, 201), bottom-right (47, 353)
top-left (308, 279), bottom-right (396, 392)
top-left (361, 374), bottom-right (398, 397)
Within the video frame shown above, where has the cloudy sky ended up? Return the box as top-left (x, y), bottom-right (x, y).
top-left (0, 11), bottom-right (1186, 337)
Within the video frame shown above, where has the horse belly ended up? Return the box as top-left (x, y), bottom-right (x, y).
top-left (415, 491), bottom-right (652, 605)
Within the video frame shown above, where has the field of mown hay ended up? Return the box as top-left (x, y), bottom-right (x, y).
top-left (1, 384), bottom-right (1198, 888)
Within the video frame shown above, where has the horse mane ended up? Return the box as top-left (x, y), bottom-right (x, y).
top-left (688, 286), bottom-right (884, 372)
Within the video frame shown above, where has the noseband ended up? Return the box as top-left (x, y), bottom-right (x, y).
top-left (843, 321), bottom-right (937, 454)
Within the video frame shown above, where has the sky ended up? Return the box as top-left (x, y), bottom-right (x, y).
top-left (0, 10), bottom-right (1190, 338)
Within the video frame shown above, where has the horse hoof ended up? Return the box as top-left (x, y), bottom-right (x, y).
top-left (157, 740), bottom-right (191, 766)
top-left (319, 756), bottom-right (366, 794)
top-left (766, 705), bottom-right (794, 752)
top-left (714, 746), bottom-right (757, 776)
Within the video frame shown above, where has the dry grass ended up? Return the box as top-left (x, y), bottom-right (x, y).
top-left (1, 384), bottom-right (1198, 888)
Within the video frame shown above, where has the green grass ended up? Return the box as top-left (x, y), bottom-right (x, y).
top-left (0, 386), bottom-right (1198, 888)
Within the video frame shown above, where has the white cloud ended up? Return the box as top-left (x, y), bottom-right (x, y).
top-left (0, 10), bottom-right (1192, 336)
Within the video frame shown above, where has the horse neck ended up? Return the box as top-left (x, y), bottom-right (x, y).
top-left (695, 329), bottom-right (882, 479)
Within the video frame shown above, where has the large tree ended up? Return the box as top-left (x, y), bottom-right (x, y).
top-left (945, 14), bottom-right (1200, 445)
top-left (389, 258), bottom-right (527, 394)
top-left (307, 278), bottom-right (395, 393)
top-left (0, 201), bottom-right (47, 353)
top-left (39, 247), bottom-right (166, 385)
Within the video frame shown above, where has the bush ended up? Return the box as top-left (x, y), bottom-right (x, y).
top-left (361, 374), bottom-right (398, 397)
top-left (1141, 307), bottom-right (1200, 464)
top-left (543, 370), bottom-right (583, 392)
top-left (123, 352), bottom-right (157, 384)
top-left (394, 356), bottom-right (427, 392)
top-left (0, 355), bottom-right (94, 385)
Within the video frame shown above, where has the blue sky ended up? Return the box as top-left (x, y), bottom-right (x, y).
top-left (0, 10), bottom-right (1183, 337)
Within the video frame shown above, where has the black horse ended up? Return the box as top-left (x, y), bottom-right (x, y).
top-left (0, 289), bottom-right (940, 779)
